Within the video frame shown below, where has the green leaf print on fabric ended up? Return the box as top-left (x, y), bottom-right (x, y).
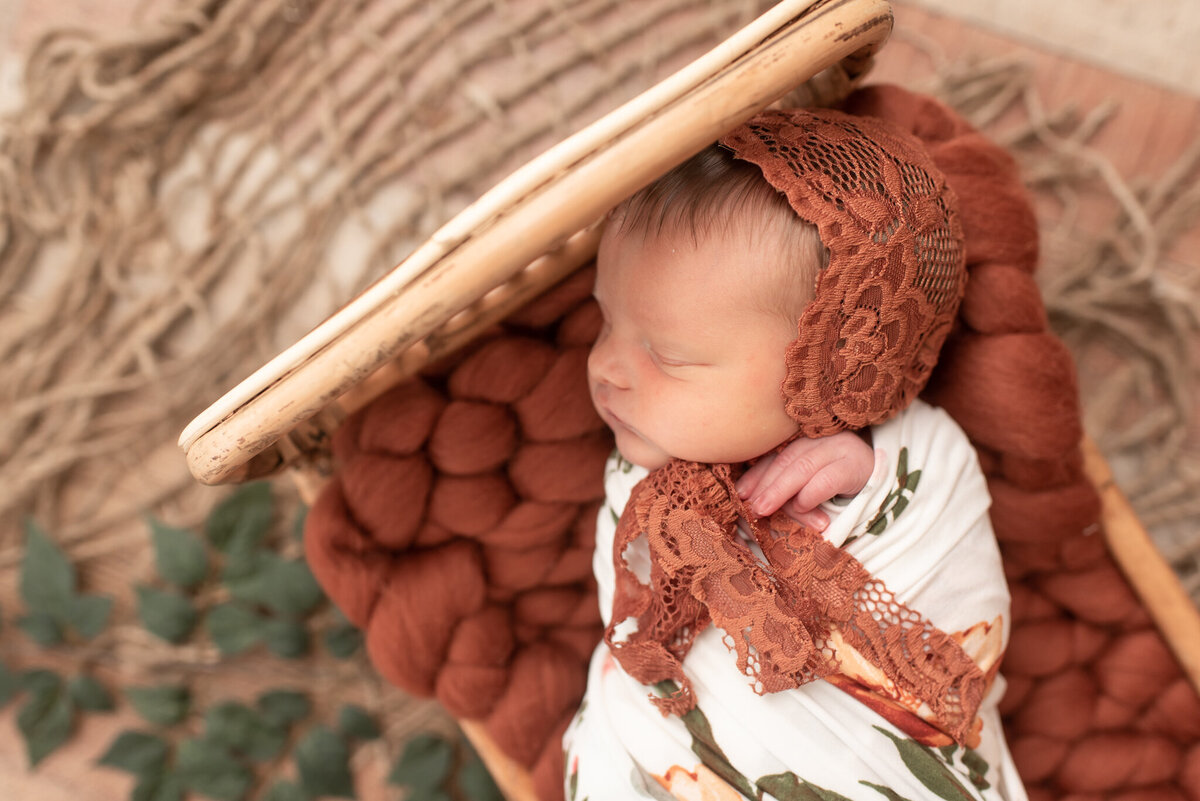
top-left (654, 681), bottom-right (757, 800)
top-left (859, 781), bottom-right (918, 801)
top-left (873, 727), bottom-right (979, 801)
top-left (865, 448), bottom-right (922, 536)
top-left (757, 773), bottom-right (855, 801)
top-left (961, 749), bottom-right (991, 791)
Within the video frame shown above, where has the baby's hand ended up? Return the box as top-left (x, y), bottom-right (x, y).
top-left (735, 431), bottom-right (874, 531)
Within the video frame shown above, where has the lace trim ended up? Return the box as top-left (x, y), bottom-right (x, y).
top-left (604, 459), bottom-right (986, 745)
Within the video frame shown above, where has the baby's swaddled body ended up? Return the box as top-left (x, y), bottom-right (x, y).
top-left (564, 402), bottom-right (1028, 801)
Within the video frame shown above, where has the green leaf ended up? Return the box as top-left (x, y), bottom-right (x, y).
top-left (408, 791), bottom-right (453, 801)
top-left (860, 781), bottom-right (917, 801)
top-left (205, 483), bottom-right (272, 555)
top-left (97, 730), bottom-right (170, 776)
top-left (262, 617), bottom-right (309, 659)
top-left (961, 748), bottom-right (987, 776)
top-left (388, 732), bottom-right (454, 790)
top-left (206, 601), bottom-right (263, 655)
top-left (68, 675), bottom-right (114, 711)
top-left (204, 702), bottom-right (259, 749)
top-left (905, 469), bottom-right (922, 492)
top-left (257, 689), bottom-right (311, 727)
top-left (220, 549), bottom-right (266, 583)
top-left (203, 701), bottom-right (284, 760)
top-left (135, 586), bottom-right (197, 644)
top-left (296, 726), bottom-right (355, 798)
top-left (127, 685), bottom-right (191, 727)
top-left (0, 662), bottom-right (21, 707)
top-left (323, 622), bottom-right (362, 659)
top-left (149, 518), bottom-right (208, 590)
top-left (874, 727), bottom-right (976, 801)
top-left (21, 668), bottom-right (60, 694)
top-left (891, 496), bottom-right (910, 519)
top-left (17, 671), bottom-right (73, 767)
top-left (337, 704), bottom-right (380, 741)
top-left (69, 594), bottom-right (113, 640)
top-left (896, 448), bottom-right (909, 479)
top-left (132, 771), bottom-right (184, 801)
top-left (962, 748), bottom-right (990, 790)
top-left (21, 520), bottom-right (75, 620)
top-left (176, 736), bottom-right (253, 801)
top-left (458, 755), bottom-right (504, 801)
top-left (654, 680), bottom-right (756, 800)
top-left (757, 773), bottom-right (855, 801)
top-left (17, 612), bottom-right (64, 646)
top-left (226, 554), bottom-right (324, 617)
top-left (241, 720), bottom-right (287, 763)
top-left (262, 780), bottom-right (308, 801)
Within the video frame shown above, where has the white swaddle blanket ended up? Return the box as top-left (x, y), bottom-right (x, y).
top-left (563, 400), bottom-right (1028, 801)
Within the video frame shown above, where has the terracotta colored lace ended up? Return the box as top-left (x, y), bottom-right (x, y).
top-left (721, 109), bottom-right (966, 436)
top-left (605, 460), bottom-right (987, 744)
top-left (607, 108), bottom-right (982, 744)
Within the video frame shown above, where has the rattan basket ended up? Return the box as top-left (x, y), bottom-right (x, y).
top-left (181, 1), bottom-right (1200, 798)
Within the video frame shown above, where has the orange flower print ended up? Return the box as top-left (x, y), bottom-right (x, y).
top-left (824, 615), bottom-right (1005, 748)
top-left (654, 764), bottom-right (745, 801)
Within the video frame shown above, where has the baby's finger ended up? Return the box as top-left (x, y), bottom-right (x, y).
top-left (789, 460), bottom-right (857, 513)
top-left (746, 460), bottom-right (829, 517)
top-left (745, 442), bottom-right (833, 515)
top-left (785, 505), bottom-right (831, 532)
top-left (735, 453), bottom-right (776, 499)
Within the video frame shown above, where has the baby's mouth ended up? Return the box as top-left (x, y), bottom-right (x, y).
top-left (595, 401), bottom-right (631, 434)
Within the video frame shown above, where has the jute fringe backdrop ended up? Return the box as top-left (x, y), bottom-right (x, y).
top-left (0, 0), bottom-right (780, 545)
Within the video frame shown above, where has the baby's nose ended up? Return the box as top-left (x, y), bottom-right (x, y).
top-left (587, 336), bottom-right (630, 390)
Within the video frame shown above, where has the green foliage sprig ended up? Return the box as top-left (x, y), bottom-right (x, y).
top-left (18, 520), bottom-right (113, 646)
top-left (388, 733), bottom-right (504, 801)
top-left (4, 483), bottom-right (503, 800)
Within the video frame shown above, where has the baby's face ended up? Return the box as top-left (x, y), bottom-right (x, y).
top-left (587, 223), bottom-right (801, 470)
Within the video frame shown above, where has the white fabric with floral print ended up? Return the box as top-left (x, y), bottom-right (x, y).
top-left (563, 400), bottom-right (1029, 801)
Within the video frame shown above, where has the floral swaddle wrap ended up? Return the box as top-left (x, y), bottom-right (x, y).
top-left (564, 401), bottom-right (1028, 801)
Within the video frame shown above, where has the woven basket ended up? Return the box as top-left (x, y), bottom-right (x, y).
top-left (181, 1), bottom-right (1200, 798)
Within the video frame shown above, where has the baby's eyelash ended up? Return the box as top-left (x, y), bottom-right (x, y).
top-left (648, 349), bottom-right (694, 369)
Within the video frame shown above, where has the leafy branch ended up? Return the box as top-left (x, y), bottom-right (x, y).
top-left (1, 482), bottom-right (477, 801)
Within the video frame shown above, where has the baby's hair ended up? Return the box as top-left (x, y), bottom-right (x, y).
top-left (608, 144), bottom-right (828, 323)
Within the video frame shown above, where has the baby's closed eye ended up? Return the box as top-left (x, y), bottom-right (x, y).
top-left (648, 351), bottom-right (709, 372)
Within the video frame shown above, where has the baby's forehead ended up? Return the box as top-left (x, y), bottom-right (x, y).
top-left (604, 206), bottom-right (819, 296)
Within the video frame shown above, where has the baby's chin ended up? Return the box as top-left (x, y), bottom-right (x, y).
top-left (610, 429), bottom-right (670, 471)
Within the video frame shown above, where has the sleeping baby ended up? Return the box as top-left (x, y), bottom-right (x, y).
top-left (563, 90), bottom-right (1028, 801)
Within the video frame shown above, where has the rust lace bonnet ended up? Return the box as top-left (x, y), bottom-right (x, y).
top-left (720, 108), bottom-right (967, 435)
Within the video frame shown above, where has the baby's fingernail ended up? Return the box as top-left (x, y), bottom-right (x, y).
top-left (735, 481), bottom-right (749, 499)
top-left (812, 511), bottom-right (830, 531)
